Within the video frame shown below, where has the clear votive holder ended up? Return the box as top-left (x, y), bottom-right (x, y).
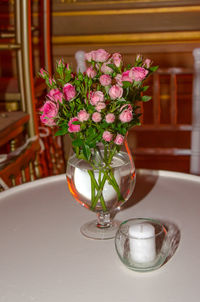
top-left (115, 218), bottom-right (172, 272)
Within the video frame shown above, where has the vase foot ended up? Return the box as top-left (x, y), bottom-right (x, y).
top-left (80, 219), bottom-right (121, 240)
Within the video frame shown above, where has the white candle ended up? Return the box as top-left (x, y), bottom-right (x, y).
top-left (74, 167), bottom-right (120, 201)
top-left (129, 223), bottom-right (156, 264)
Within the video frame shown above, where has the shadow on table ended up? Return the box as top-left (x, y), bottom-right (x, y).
top-left (122, 169), bottom-right (159, 210)
top-left (117, 169), bottom-right (181, 266)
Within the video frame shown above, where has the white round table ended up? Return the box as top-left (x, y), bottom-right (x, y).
top-left (0, 169), bottom-right (200, 302)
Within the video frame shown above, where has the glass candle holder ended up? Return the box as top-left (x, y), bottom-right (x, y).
top-left (115, 218), bottom-right (173, 272)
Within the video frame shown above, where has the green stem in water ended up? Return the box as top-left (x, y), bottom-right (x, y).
top-left (88, 170), bottom-right (107, 212)
top-left (107, 169), bottom-right (124, 202)
top-left (88, 171), bottom-right (95, 206)
top-left (87, 144), bottom-right (122, 212)
top-left (90, 173), bottom-right (107, 211)
top-left (98, 170), bottom-right (107, 211)
top-left (106, 145), bottom-right (124, 202)
top-left (88, 170), bottom-right (98, 209)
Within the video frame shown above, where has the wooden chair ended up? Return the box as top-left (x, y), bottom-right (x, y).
top-left (0, 111), bottom-right (41, 191)
top-left (0, 1), bottom-right (65, 190)
top-left (0, 1), bottom-right (40, 190)
top-left (0, 139), bottom-right (40, 191)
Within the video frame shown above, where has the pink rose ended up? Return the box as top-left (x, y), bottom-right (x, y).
top-left (119, 109), bottom-right (133, 123)
top-left (114, 134), bottom-right (124, 145)
top-left (121, 70), bottom-right (132, 83)
top-left (68, 117), bottom-right (80, 133)
top-left (92, 112), bottom-right (102, 123)
top-left (66, 63), bottom-right (70, 70)
top-left (47, 89), bottom-right (63, 103)
top-left (109, 85), bottom-right (123, 100)
top-left (136, 54), bottom-right (142, 61)
top-left (121, 70), bottom-right (133, 83)
top-left (39, 68), bottom-right (47, 77)
top-left (129, 67), bottom-right (148, 82)
top-left (95, 102), bottom-right (106, 112)
top-left (120, 103), bottom-right (132, 112)
top-left (90, 91), bottom-right (104, 105)
top-left (86, 66), bottom-right (97, 78)
top-left (93, 49), bottom-right (110, 62)
top-left (105, 113), bottom-right (115, 123)
top-left (102, 131), bottom-right (113, 142)
top-left (143, 58), bottom-right (151, 68)
top-left (42, 101), bottom-right (58, 117)
top-left (40, 101), bottom-right (58, 126)
top-left (101, 61), bottom-right (113, 74)
top-left (77, 110), bottom-right (90, 122)
top-left (63, 83), bottom-right (76, 101)
top-left (112, 53), bottom-right (122, 67)
top-left (85, 51), bottom-right (96, 62)
top-left (49, 77), bottom-right (56, 86)
top-left (57, 59), bottom-right (64, 68)
top-left (99, 74), bottom-right (112, 86)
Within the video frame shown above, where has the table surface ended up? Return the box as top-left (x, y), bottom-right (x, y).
top-left (0, 169), bottom-right (200, 302)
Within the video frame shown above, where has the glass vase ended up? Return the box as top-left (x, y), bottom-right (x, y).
top-left (66, 139), bottom-right (136, 240)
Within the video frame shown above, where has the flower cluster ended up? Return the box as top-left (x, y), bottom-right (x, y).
top-left (39, 49), bottom-right (158, 161)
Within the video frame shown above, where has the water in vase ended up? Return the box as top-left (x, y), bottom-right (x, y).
top-left (66, 151), bottom-right (136, 213)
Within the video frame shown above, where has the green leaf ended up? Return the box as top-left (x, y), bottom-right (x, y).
top-left (86, 127), bottom-right (97, 138)
top-left (88, 78), bottom-right (93, 86)
top-left (133, 81), bottom-right (141, 87)
top-left (75, 146), bottom-right (80, 158)
top-left (72, 121), bottom-right (81, 125)
top-left (142, 85), bottom-right (149, 92)
top-left (122, 81), bottom-right (132, 88)
top-left (83, 144), bottom-right (91, 161)
top-left (75, 79), bottom-right (81, 86)
top-left (120, 127), bottom-right (127, 135)
top-left (104, 86), bottom-right (110, 94)
top-left (124, 64), bottom-right (131, 71)
top-left (87, 139), bottom-right (97, 148)
top-left (65, 73), bottom-right (71, 83)
top-left (77, 152), bottom-right (85, 161)
top-left (72, 138), bottom-right (84, 147)
top-left (107, 63), bottom-right (119, 73)
top-left (54, 128), bottom-right (68, 136)
top-left (141, 95), bottom-right (152, 102)
top-left (149, 65), bottom-right (159, 72)
top-left (78, 73), bottom-right (83, 81)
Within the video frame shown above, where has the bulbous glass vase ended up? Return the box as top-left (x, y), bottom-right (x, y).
top-left (66, 139), bottom-right (136, 239)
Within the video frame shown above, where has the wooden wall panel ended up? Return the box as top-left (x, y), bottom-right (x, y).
top-left (52, 12), bottom-right (200, 36)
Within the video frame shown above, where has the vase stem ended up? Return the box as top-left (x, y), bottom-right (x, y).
top-left (97, 211), bottom-right (111, 228)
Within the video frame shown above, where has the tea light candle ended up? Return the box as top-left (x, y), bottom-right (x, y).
top-left (129, 223), bottom-right (156, 264)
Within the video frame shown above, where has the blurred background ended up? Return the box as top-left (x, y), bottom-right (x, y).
top-left (0, 0), bottom-right (200, 190)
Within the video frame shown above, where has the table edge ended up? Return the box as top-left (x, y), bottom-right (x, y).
top-left (0, 169), bottom-right (200, 199)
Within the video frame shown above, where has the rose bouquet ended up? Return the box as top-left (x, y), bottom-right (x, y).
top-left (39, 49), bottom-right (158, 217)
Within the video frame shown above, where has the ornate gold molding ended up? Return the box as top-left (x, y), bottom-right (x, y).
top-left (55, 0), bottom-right (181, 5)
top-left (53, 5), bottom-right (200, 17)
top-left (3, 4), bottom-right (200, 19)
top-left (50, 31), bottom-right (200, 45)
